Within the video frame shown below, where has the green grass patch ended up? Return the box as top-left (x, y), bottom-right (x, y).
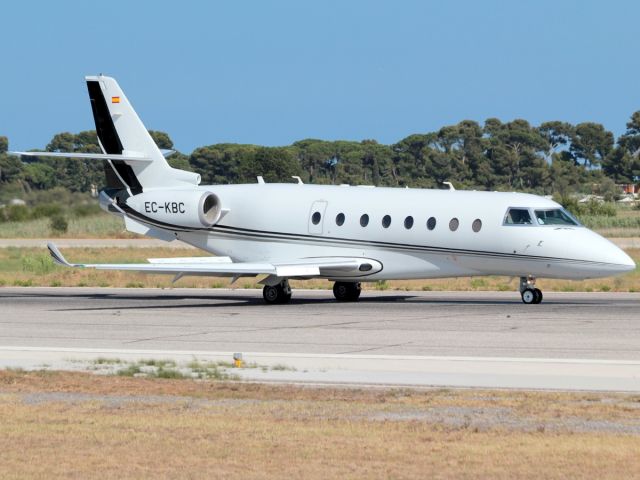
top-left (186, 360), bottom-right (240, 380)
top-left (470, 278), bottom-right (488, 289)
top-left (270, 363), bottom-right (296, 372)
top-left (92, 357), bottom-right (123, 365)
top-left (0, 212), bottom-right (137, 239)
top-left (21, 252), bottom-right (55, 275)
top-left (154, 368), bottom-right (187, 379)
top-left (116, 364), bottom-right (142, 377)
top-left (138, 359), bottom-right (177, 368)
top-left (113, 359), bottom-right (240, 381)
top-left (581, 215), bottom-right (640, 230)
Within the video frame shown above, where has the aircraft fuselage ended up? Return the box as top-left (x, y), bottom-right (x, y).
top-left (124, 183), bottom-right (634, 282)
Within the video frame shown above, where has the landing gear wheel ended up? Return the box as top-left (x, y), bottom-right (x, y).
top-left (521, 288), bottom-right (537, 304)
top-left (262, 280), bottom-right (292, 304)
top-left (263, 285), bottom-right (280, 303)
top-left (519, 276), bottom-right (542, 305)
top-left (533, 288), bottom-right (543, 304)
top-left (333, 282), bottom-right (362, 302)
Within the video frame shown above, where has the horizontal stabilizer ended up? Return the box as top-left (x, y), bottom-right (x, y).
top-left (11, 151), bottom-right (152, 162)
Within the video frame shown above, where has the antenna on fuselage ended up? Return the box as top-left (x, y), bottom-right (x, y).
top-left (443, 181), bottom-right (455, 191)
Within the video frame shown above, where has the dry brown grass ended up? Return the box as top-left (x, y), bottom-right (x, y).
top-left (1, 370), bottom-right (640, 479)
top-left (1, 246), bottom-right (639, 292)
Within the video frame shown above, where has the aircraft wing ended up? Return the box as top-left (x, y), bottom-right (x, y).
top-left (47, 243), bottom-right (378, 279)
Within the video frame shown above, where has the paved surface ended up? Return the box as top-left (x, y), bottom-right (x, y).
top-left (1, 287), bottom-right (639, 391)
top-left (1, 237), bottom-right (638, 249)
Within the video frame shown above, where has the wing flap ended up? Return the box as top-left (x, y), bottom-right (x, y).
top-left (275, 265), bottom-right (320, 277)
top-left (93, 263), bottom-right (276, 275)
top-left (147, 256), bottom-right (233, 264)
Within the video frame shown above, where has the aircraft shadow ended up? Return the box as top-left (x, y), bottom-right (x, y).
top-left (0, 290), bottom-right (604, 310)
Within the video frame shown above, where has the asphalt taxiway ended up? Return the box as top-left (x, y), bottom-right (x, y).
top-left (1, 287), bottom-right (639, 391)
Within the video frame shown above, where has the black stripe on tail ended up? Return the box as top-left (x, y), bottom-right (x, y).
top-left (86, 80), bottom-right (143, 194)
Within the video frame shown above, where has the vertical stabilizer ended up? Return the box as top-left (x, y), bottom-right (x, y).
top-left (85, 75), bottom-right (200, 192)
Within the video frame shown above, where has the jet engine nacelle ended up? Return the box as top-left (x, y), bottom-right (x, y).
top-left (126, 190), bottom-right (223, 228)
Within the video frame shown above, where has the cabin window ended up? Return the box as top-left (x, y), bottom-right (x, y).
top-left (336, 213), bottom-right (345, 226)
top-left (535, 209), bottom-right (580, 226)
top-left (404, 216), bottom-right (414, 229)
top-left (504, 208), bottom-right (533, 225)
top-left (427, 217), bottom-right (436, 230)
top-left (449, 218), bottom-right (459, 231)
top-left (311, 211), bottom-right (321, 225)
top-left (360, 214), bottom-right (369, 227)
top-left (382, 215), bottom-right (391, 228)
top-left (472, 219), bottom-right (482, 232)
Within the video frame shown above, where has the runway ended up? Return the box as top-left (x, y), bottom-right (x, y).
top-left (1, 287), bottom-right (639, 391)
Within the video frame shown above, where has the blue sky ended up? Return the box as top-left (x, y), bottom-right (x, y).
top-left (1, 0), bottom-right (639, 153)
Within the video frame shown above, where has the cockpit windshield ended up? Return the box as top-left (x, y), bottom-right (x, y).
top-left (534, 208), bottom-right (580, 226)
top-left (504, 208), bottom-right (533, 225)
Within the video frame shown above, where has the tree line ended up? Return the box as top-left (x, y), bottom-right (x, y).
top-left (1, 112), bottom-right (639, 201)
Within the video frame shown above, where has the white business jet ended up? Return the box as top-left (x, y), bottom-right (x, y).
top-left (14, 76), bottom-right (635, 304)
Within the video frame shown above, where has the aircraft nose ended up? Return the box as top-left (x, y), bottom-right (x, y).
top-left (613, 248), bottom-right (636, 273)
top-left (580, 230), bottom-right (636, 275)
top-left (598, 238), bottom-right (635, 274)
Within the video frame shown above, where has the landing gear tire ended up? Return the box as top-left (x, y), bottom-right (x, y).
top-left (521, 288), bottom-right (537, 304)
top-left (520, 276), bottom-right (543, 305)
top-left (262, 280), bottom-right (292, 304)
top-left (533, 288), bottom-right (543, 304)
top-left (333, 282), bottom-right (362, 302)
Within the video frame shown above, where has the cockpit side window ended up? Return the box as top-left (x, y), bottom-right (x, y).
top-left (503, 208), bottom-right (533, 225)
top-left (534, 208), bottom-right (580, 226)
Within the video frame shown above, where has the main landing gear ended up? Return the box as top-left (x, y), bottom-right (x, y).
top-left (520, 276), bottom-right (543, 304)
top-left (262, 280), bottom-right (362, 304)
top-left (262, 280), bottom-right (292, 304)
top-left (333, 281), bottom-right (362, 302)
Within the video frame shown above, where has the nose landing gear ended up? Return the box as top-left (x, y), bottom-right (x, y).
top-left (262, 280), bottom-right (292, 304)
top-left (520, 276), bottom-right (542, 304)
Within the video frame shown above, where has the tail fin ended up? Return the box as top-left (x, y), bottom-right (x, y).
top-left (85, 75), bottom-right (200, 193)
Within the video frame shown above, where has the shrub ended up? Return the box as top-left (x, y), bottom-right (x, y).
top-left (72, 203), bottom-right (101, 218)
top-left (555, 195), bottom-right (581, 216)
top-left (5, 205), bottom-right (30, 222)
top-left (49, 214), bottom-right (68, 234)
top-left (554, 194), bottom-right (617, 219)
top-left (580, 199), bottom-right (616, 217)
top-left (32, 204), bottom-right (63, 219)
